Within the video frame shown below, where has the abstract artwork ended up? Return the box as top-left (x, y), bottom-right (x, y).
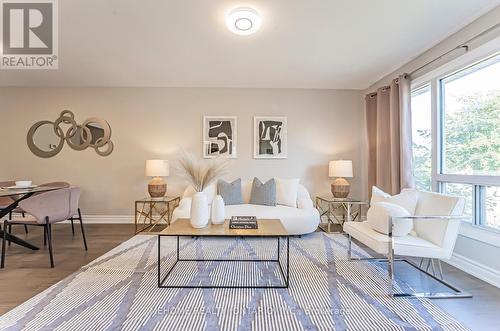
top-left (203, 116), bottom-right (237, 158)
top-left (254, 116), bottom-right (287, 159)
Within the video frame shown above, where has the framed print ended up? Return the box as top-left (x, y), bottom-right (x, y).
top-left (254, 116), bottom-right (287, 159)
top-left (203, 116), bottom-right (237, 158)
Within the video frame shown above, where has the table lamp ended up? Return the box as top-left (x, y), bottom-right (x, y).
top-left (329, 160), bottom-right (353, 198)
top-left (145, 160), bottom-right (169, 198)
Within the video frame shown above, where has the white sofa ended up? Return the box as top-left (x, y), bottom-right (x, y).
top-left (172, 180), bottom-right (320, 235)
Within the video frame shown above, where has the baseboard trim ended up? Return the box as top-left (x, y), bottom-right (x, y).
top-left (445, 253), bottom-right (500, 289)
top-left (80, 215), bottom-right (135, 224)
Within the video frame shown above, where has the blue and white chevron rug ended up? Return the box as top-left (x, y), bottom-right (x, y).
top-left (0, 233), bottom-right (468, 331)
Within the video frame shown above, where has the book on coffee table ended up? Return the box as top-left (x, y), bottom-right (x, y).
top-left (229, 216), bottom-right (258, 229)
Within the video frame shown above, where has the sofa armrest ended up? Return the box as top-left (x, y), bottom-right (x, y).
top-left (297, 198), bottom-right (314, 210)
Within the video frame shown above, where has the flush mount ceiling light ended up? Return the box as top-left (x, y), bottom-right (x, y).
top-left (226, 7), bottom-right (261, 35)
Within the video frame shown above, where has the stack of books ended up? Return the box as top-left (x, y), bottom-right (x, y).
top-left (229, 216), bottom-right (258, 229)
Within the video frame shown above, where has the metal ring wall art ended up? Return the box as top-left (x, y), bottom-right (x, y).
top-left (27, 110), bottom-right (114, 158)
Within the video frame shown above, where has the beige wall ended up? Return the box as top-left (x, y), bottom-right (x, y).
top-left (0, 87), bottom-right (363, 215)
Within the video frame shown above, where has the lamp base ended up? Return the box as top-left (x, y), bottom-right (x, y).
top-left (148, 177), bottom-right (167, 198)
top-left (331, 178), bottom-right (350, 198)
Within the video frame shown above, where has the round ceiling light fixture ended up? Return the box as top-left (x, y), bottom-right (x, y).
top-left (226, 7), bottom-right (261, 36)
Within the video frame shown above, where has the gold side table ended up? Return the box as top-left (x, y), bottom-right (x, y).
top-left (315, 196), bottom-right (368, 233)
top-left (135, 196), bottom-right (180, 234)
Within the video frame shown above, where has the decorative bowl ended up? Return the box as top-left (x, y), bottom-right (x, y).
top-left (15, 180), bottom-right (32, 188)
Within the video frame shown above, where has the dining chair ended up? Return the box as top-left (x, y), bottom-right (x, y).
top-left (39, 182), bottom-right (73, 234)
top-left (9, 182), bottom-right (71, 239)
top-left (1, 187), bottom-right (87, 268)
top-left (0, 181), bottom-right (28, 235)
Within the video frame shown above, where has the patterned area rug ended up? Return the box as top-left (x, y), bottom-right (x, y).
top-left (0, 233), bottom-right (467, 331)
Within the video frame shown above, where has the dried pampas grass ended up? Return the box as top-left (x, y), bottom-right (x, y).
top-left (177, 153), bottom-right (229, 192)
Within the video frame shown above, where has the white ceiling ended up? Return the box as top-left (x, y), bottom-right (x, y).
top-left (1, 0), bottom-right (499, 89)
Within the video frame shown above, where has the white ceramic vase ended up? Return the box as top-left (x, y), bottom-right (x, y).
top-left (190, 192), bottom-right (209, 228)
top-left (211, 195), bottom-right (225, 225)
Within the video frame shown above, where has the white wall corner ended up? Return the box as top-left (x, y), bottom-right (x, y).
top-left (445, 252), bottom-right (500, 289)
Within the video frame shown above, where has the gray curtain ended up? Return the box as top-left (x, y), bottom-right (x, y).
top-left (365, 74), bottom-right (415, 196)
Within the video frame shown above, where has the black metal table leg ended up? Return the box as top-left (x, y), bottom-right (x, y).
top-left (157, 234), bottom-right (161, 287)
top-left (277, 237), bottom-right (282, 266)
top-left (286, 236), bottom-right (290, 287)
top-left (158, 235), bottom-right (291, 289)
top-left (158, 235), bottom-right (180, 287)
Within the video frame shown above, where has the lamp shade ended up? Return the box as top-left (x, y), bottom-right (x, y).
top-left (145, 160), bottom-right (169, 177)
top-left (329, 160), bottom-right (353, 178)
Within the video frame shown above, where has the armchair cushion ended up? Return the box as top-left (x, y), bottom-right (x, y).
top-left (344, 221), bottom-right (443, 258)
top-left (404, 189), bottom-right (465, 249)
top-left (367, 202), bottom-right (412, 236)
top-left (410, 190), bottom-right (464, 216)
top-left (370, 186), bottom-right (418, 214)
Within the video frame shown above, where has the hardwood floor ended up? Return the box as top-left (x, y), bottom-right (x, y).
top-left (0, 224), bottom-right (499, 330)
top-left (350, 237), bottom-right (500, 331)
top-left (0, 223), bottom-right (135, 315)
top-left (432, 262), bottom-right (500, 331)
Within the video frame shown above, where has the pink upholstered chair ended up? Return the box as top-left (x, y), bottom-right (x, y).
top-left (0, 181), bottom-right (28, 234)
top-left (1, 187), bottom-right (87, 268)
top-left (5, 182), bottom-right (71, 237)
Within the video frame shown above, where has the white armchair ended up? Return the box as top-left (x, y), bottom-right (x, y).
top-left (343, 189), bottom-right (471, 298)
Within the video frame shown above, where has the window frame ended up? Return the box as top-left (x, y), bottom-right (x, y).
top-left (410, 83), bottom-right (433, 191)
top-left (410, 35), bottom-right (500, 243)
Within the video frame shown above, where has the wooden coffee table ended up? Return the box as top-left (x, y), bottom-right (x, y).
top-left (157, 218), bottom-right (290, 289)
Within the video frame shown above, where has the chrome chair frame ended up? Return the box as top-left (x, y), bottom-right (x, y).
top-left (347, 215), bottom-right (472, 299)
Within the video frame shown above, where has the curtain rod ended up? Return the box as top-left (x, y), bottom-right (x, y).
top-left (366, 75), bottom-right (406, 98)
top-left (367, 22), bottom-right (500, 98)
top-left (409, 22), bottom-right (500, 76)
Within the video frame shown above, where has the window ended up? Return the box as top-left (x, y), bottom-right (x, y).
top-left (441, 182), bottom-right (473, 219)
top-left (411, 48), bottom-right (500, 234)
top-left (441, 54), bottom-right (500, 176)
top-left (411, 85), bottom-right (432, 191)
top-left (480, 186), bottom-right (500, 230)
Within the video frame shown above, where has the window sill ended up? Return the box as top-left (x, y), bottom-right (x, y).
top-left (459, 222), bottom-right (500, 248)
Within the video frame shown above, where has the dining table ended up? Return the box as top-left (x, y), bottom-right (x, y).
top-left (0, 186), bottom-right (62, 250)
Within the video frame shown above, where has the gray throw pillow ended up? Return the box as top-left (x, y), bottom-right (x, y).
top-left (217, 179), bottom-right (243, 205)
top-left (250, 178), bottom-right (276, 206)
